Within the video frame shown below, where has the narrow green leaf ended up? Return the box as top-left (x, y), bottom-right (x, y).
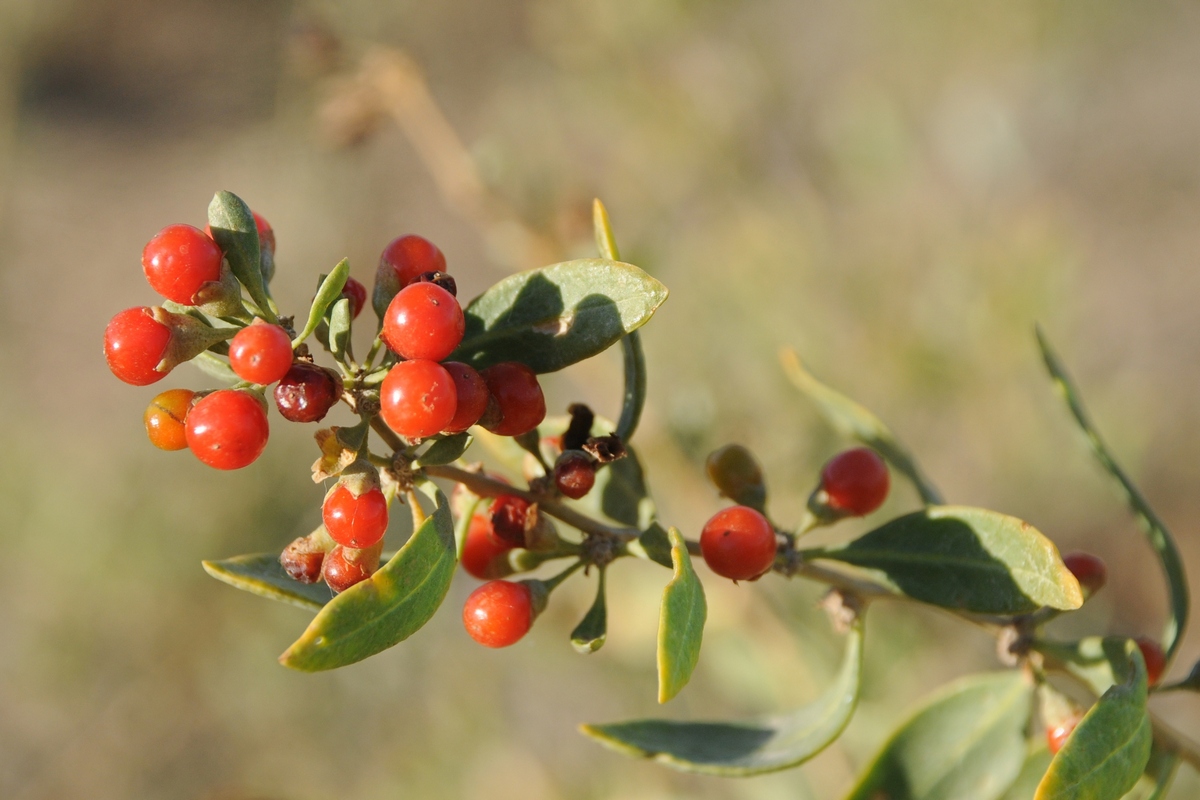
top-left (583, 616), bottom-right (864, 776)
top-left (207, 191), bottom-right (276, 322)
top-left (629, 522), bottom-right (673, 568)
top-left (449, 259), bottom-right (669, 374)
top-left (845, 671), bottom-right (1035, 800)
top-left (1000, 745), bottom-right (1055, 800)
top-left (1034, 637), bottom-right (1118, 697)
top-left (328, 297), bottom-right (352, 363)
top-left (570, 569), bottom-right (608, 654)
top-left (1127, 746), bottom-right (1181, 800)
top-left (657, 527), bottom-right (706, 704)
top-left (593, 198), bottom-right (621, 262)
top-left (202, 553), bottom-right (333, 611)
top-left (192, 351), bottom-right (239, 383)
top-left (295, 259), bottom-right (350, 346)
top-left (417, 432), bottom-right (473, 467)
top-left (280, 482), bottom-right (457, 671)
top-left (813, 506), bottom-right (1083, 615)
top-left (781, 347), bottom-right (942, 505)
top-left (589, 445), bottom-right (656, 529)
top-left (1036, 638), bottom-right (1153, 800)
top-left (1036, 329), bottom-right (1189, 662)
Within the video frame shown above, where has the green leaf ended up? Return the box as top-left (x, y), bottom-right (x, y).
top-left (202, 552), bottom-right (334, 611)
top-left (582, 616), bottom-right (864, 776)
top-left (629, 522), bottom-right (673, 568)
top-left (589, 445), bottom-right (656, 528)
top-left (570, 569), bottom-right (608, 654)
top-left (1034, 637), bottom-right (1118, 697)
top-left (1036, 329), bottom-right (1189, 662)
top-left (1036, 638), bottom-right (1153, 800)
top-left (812, 506), bottom-right (1083, 615)
top-left (280, 482), bottom-right (457, 671)
top-left (295, 259), bottom-right (349, 346)
top-left (1127, 746), bottom-right (1180, 800)
top-left (449, 259), bottom-right (669, 374)
top-left (781, 347), bottom-right (942, 505)
top-left (328, 297), bottom-right (352, 363)
top-left (593, 198), bottom-right (621, 262)
top-left (657, 527), bottom-right (706, 703)
top-left (845, 671), bottom-right (1035, 800)
top-left (417, 432), bottom-right (473, 467)
top-left (207, 191), bottom-right (275, 322)
top-left (192, 351), bottom-right (239, 383)
top-left (1000, 745), bottom-right (1055, 800)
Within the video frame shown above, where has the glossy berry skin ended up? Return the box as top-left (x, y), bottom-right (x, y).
top-left (104, 307), bottom-right (172, 385)
top-left (144, 388), bottom-right (195, 451)
top-left (820, 447), bottom-right (890, 516)
top-left (323, 485), bottom-right (389, 549)
top-left (142, 224), bottom-right (223, 305)
top-left (274, 362), bottom-right (343, 422)
top-left (462, 513), bottom-right (514, 579)
top-left (1135, 637), bottom-right (1166, 685)
top-left (379, 360), bottom-right (458, 440)
top-left (554, 451), bottom-right (596, 499)
top-left (185, 390), bottom-right (270, 470)
top-left (323, 545), bottom-right (376, 594)
top-left (342, 276), bottom-right (367, 319)
top-left (381, 282), bottom-right (465, 361)
top-left (700, 505), bottom-right (778, 581)
top-left (1047, 715), bottom-right (1081, 755)
top-left (228, 323), bottom-right (294, 385)
top-left (380, 234), bottom-right (446, 287)
top-left (1062, 552), bottom-right (1107, 597)
top-left (280, 536), bottom-right (325, 584)
top-left (462, 580), bottom-right (534, 648)
top-left (490, 495), bottom-right (532, 547)
top-left (442, 361), bottom-right (490, 433)
top-left (480, 362), bottom-right (546, 437)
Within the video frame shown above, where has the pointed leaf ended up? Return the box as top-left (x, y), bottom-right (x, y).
top-left (813, 506), bottom-right (1083, 615)
top-left (295, 260), bottom-right (350, 346)
top-left (328, 297), bottom-right (352, 363)
top-left (1034, 637), bottom-right (1118, 697)
top-left (570, 569), bottom-right (608, 654)
top-left (207, 191), bottom-right (275, 321)
top-left (629, 522), bottom-right (673, 568)
top-left (192, 351), bottom-right (239, 383)
top-left (1000, 745), bottom-right (1055, 800)
top-left (417, 432), bottom-right (473, 467)
top-left (657, 527), bottom-right (706, 703)
top-left (202, 553), bottom-right (334, 611)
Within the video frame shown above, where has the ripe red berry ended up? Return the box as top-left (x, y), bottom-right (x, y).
top-left (379, 360), bottom-right (458, 440)
top-left (554, 451), bottom-right (596, 499)
top-left (480, 362), bottom-right (546, 437)
top-left (380, 234), bottom-right (446, 287)
top-left (228, 322), bottom-right (294, 385)
top-left (462, 580), bottom-right (535, 648)
top-left (341, 276), bottom-right (367, 319)
top-left (252, 211), bottom-right (275, 254)
top-left (323, 545), bottom-right (377, 593)
top-left (381, 282), bottom-right (465, 361)
top-left (280, 535), bottom-right (326, 584)
top-left (442, 361), bottom-right (490, 433)
top-left (323, 485), bottom-right (389, 549)
top-left (144, 388), bottom-right (195, 451)
top-left (185, 389), bottom-right (270, 470)
top-left (104, 307), bottom-right (172, 386)
top-left (461, 513), bottom-right (514, 579)
top-left (1135, 636), bottom-right (1166, 685)
top-left (1062, 552), bottom-right (1108, 597)
top-left (274, 362), bottom-right (343, 422)
top-left (142, 224), bottom-right (223, 305)
top-left (820, 447), bottom-right (890, 516)
top-left (490, 494), bottom-right (532, 547)
top-left (1047, 714), bottom-right (1082, 755)
top-left (700, 505), bottom-right (778, 581)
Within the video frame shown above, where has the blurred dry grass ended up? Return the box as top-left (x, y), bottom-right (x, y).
top-left (1, 0), bottom-right (1199, 797)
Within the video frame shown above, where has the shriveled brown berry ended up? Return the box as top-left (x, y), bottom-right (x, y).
top-left (280, 535), bottom-right (327, 584)
top-left (554, 450), bottom-right (596, 499)
top-left (490, 494), bottom-right (532, 547)
top-left (413, 270), bottom-right (457, 297)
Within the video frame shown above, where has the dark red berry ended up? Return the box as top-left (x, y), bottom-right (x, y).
top-left (554, 451), bottom-right (596, 499)
top-left (274, 362), bottom-right (343, 423)
top-left (461, 513), bottom-right (514, 579)
top-left (380, 234), bottom-right (446, 287)
top-left (490, 495), bottom-right (532, 547)
top-left (142, 224), bottom-right (223, 305)
top-left (322, 545), bottom-right (377, 593)
top-left (463, 580), bottom-right (534, 648)
top-left (442, 361), bottom-right (489, 433)
top-left (820, 447), bottom-right (890, 516)
top-left (144, 388), bottom-right (195, 451)
top-left (104, 307), bottom-right (172, 386)
top-left (185, 389), bottom-right (270, 470)
top-left (412, 270), bottom-right (457, 296)
top-left (1062, 552), bottom-right (1107, 597)
top-left (1047, 714), bottom-right (1082, 755)
top-left (381, 282), bottom-right (465, 361)
top-left (700, 505), bottom-right (777, 581)
top-left (379, 360), bottom-right (458, 440)
top-left (228, 322), bottom-right (294, 385)
top-left (341, 276), bottom-right (367, 319)
top-left (1135, 637), bottom-right (1166, 685)
top-left (323, 485), bottom-right (389, 549)
top-left (280, 535), bottom-right (326, 584)
top-left (480, 362), bottom-right (546, 437)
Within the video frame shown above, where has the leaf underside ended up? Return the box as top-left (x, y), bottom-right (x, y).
top-left (657, 527), bottom-right (706, 704)
top-left (202, 553), bottom-right (333, 611)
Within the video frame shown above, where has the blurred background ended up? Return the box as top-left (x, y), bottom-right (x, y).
top-left (2, 0), bottom-right (1199, 797)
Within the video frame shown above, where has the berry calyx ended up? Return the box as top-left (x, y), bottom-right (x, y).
top-left (461, 512), bottom-right (515, 579)
top-left (280, 534), bottom-right (327, 584)
top-left (700, 505), bottom-right (778, 581)
top-left (381, 282), bottom-right (465, 361)
top-left (1047, 714), bottom-right (1082, 755)
top-left (1062, 552), bottom-right (1107, 597)
top-left (480, 362), bottom-right (546, 437)
top-left (462, 580), bottom-right (535, 648)
top-left (379, 360), bottom-right (458, 440)
top-left (228, 322), bottom-right (294, 385)
top-left (341, 276), bottom-right (367, 319)
top-left (442, 361), bottom-right (490, 433)
top-left (144, 388), bottom-right (195, 451)
top-left (323, 485), bottom-right (389, 549)
top-left (1135, 636), bottom-right (1166, 685)
top-left (554, 451), bottom-right (596, 499)
top-left (274, 362), bottom-right (343, 422)
top-left (323, 544), bottom-right (378, 594)
top-left (819, 447), bottom-right (890, 517)
top-left (185, 389), bottom-right (270, 470)
top-left (142, 224), bottom-right (223, 305)
top-left (380, 234), bottom-right (446, 287)
top-left (104, 307), bottom-right (172, 386)
top-left (490, 495), bottom-right (532, 547)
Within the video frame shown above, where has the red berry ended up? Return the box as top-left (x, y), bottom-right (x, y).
top-left (1047, 714), bottom-right (1081, 755)
top-left (463, 580), bottom-right (534, 648)
top-left (462, 513), bottom-right (514, 579)
top-left (700, 506), bottom-right (777, 581)
top-left (323, 485), bottom-right (389, 549)
top-left (554, 451), bottom-right (596, 499)
top-left (480, 362), bottom-right (546, 437)
top-left (323, 545), bottom-right (376, 593)
top-left (228, 322), bottom-right (294, 385)
top-left (280, 536), bottom-right (326, 584)
top-left (442, 361), bottom-right (490, 433)
top-left (1135, 636), bottom-right (1166, 685)
top-left (1062, 552), bottom-right (1107, 596)
top-left (142, 224), bottom-right (223, 305)
top-left (104, 307), bottom-right (172, 386)
top-left (380, 234), bottom-right (446, 287)
top-left (820, 447), bottom-right (890, 516)
top-left (144, 388), bottom-right (195, 451)
top-left (381, 282), bottom-right (465, 361)
top-left (274, 362), bottom-right (343, 423)
top-left (490, 495), bottom-right (532, 547)
top-left (252, 211), bottom-right (275, 254)
top-left (379, 360), bottom-right (458, 440)
top-left (185, 389), bottom-right (270, 470)
top-left (341, 276), bottom-right (367, 319)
